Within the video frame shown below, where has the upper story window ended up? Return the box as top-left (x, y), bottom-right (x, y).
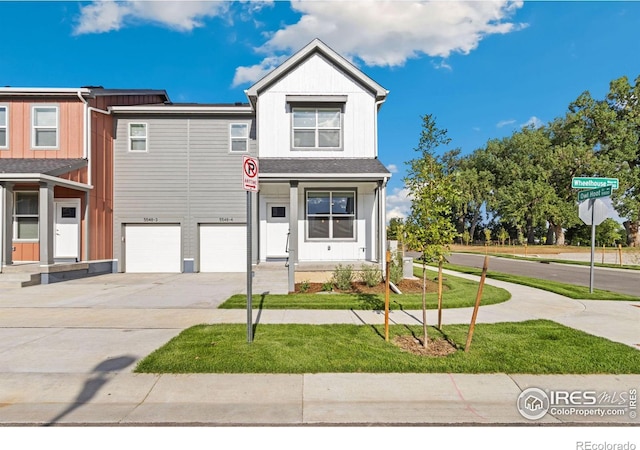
top-left (32, 106), bottom-right (58, 149)
top-left (0, 105), bottom-right (7, 148)
top-left (230, 123), bottom-right (249, 152)
top-left (129, 123), bottom-right (147, 152)
top-left (293, 108), bottom-right (341, 150)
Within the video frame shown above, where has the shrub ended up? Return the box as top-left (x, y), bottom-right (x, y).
top-left (299, 280), bottom-right (311, 293)
top-left (390, 257), bottom-right (404, 285)
top-left (332, 264), bottom-right (354, 291)
top-left (360, 264), bottom-right (382, 287)
top-left (321, 281), bottom-right (333, 292)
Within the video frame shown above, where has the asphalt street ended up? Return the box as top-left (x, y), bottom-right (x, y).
top-left (444, 253), bottom-right (639, 297)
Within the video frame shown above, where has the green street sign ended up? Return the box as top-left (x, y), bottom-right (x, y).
top-left (578, 186), bottom-right (612, 202)
top-left (572, 177), bottom-right (618, 190)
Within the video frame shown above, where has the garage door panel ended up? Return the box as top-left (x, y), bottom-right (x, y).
top-left (200, 225), bottom-right (245, 272)
top-left (125, 224), bottom-right (181, 273)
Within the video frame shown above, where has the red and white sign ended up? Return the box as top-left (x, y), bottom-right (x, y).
top-left (242, 156), bottom-right (259, 192)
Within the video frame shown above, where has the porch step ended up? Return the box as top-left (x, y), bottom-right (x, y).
top-left (0, 272), bottom-right (41, 288)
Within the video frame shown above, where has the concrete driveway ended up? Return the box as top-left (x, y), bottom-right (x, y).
top-left (0, 273), bottom-right (248, 374)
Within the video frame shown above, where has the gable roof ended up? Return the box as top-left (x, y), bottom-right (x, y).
top-left (244, 39), bottom-right (388, 107)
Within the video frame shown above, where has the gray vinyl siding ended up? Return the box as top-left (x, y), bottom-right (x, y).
top-left (113, 114), bottom-right (257, 271)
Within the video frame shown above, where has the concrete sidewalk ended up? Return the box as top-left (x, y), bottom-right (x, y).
top-left (0, 270), bottom-right (638, 426)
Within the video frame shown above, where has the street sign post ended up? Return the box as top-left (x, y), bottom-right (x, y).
top-left (572, 177), bottom-right (618, 190)
top-left (578, 198), bottom-right (609, 293)
top-left (578, 186), bottom-right (612, 202)
top-left (242, 156), bottom-right (259, 343)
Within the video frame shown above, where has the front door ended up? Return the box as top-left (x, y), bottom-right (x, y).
top-left (54, 200), bottom-right (80, 261)
top-left (266, 204), bottom-right (289, 259)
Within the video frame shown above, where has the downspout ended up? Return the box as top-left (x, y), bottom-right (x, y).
top-left (374, 98), bottom-right (386, 158)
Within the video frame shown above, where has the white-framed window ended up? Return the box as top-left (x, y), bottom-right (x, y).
top-left (292, 108), bottom-right (341, 149)
top-left (0, 105), bottom-right (8, 148)
top-left (306, 190), bottom-right (356, 240)
top-left (128, 123), bottom-right (147, 152)
top-left (13, 191), bottom-right (39, 240)
top-left (230, 123), bottom-right (249, 152)
top-left (32, 105), bottom-right (59, 149)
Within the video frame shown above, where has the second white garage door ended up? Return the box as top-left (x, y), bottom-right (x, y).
top-left (199, 224), bottom-right (246, 272)
top-left (125, 224), bottom-right (181, 273)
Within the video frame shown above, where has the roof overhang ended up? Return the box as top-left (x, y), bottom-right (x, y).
top-left (259, 173), bottom-right (390, 182)
top-left (0, 87), bottom-right (91, 97)
top-left (110, 105), bottom-right (254, 115)
top-left (245, 39), bottom-right (389, 108)
top-left (0, 174), bottom-right (92, 191)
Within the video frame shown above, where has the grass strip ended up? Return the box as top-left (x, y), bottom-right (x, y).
top-left (135, 320), bottom-right (640, 374)
top-left (459, 251), bottom-right (640, 271)
top-left (433, 263), bottom-right (640, 301)
top-left (219, 272), bottom-right (511, 310)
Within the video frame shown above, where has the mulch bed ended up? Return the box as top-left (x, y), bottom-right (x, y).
top-left (294, 278), bottom-right (443, 295)
top-left (393, 335), bottom-right (458, 357)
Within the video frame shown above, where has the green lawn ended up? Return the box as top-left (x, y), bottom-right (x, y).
top-left (219, 272), bottom-right (511, 310)
top-left (135, 320), bottom-right (640, 374)
top-left (429, 263), bottom-right (640, 301)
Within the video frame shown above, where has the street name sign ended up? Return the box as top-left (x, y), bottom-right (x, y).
top-left (572, 177), bottom-right (618, 190)
top-left (578, 186), bottom-right (612, 202)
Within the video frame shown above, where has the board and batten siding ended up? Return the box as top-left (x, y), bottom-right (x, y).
top-left (113, 115), bottom-right (257, 271)
top-left (257, 53), bottom-right (376, 159)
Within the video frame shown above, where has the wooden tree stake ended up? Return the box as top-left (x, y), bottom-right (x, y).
top-left (384, 250), bottom-right (391, 342)
top-left (465, 254), bottom-right (489, 352)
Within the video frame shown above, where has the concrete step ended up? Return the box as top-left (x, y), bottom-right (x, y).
top-left (0, 272), bottom-right (41, 288)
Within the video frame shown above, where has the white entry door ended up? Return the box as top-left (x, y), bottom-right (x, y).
top-left (266, 204), bottom-right (289, 258)
top-left (54, 200), bottom-right (81, 261)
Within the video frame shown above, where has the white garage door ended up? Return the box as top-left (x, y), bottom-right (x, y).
top-left (125, 224), bottom-right (181, 273)
top-left (200, 224), bottom-right (246, 272)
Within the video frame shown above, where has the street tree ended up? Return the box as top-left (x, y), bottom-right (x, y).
top-left (404, 114), bottom-right (459, 347)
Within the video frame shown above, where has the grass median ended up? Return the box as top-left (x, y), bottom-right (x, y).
top-left (438, 263), bottom-right (640, 301)
top-left (135, 320), bottom-right (640, 374)
top-left (219, 271), bottom-right (511, 310)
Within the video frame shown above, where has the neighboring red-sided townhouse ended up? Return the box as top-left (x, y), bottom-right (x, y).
top-left (0, 87), bottom-right (168, 282)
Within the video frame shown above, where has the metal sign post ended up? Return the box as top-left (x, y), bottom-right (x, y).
top-left (589, 199), bottom-right (596, 293)
top-left (242, 156), bottom-right (259, 343)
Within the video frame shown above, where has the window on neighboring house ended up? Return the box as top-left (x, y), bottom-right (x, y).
top-left (293, 108), bottom-right (341, 149)
top-left (0, 105), bottom-right (7, 148)
top-left (230, 123), bottom-right (249, 152)
top-left (14, 192), bottom-right (39, 240)
top-left (306, 191), bottom-right (356, 240)
top-left (129, 123), bottom-right (147, 152)
top-left (32, 106), bottom-right (58, 149)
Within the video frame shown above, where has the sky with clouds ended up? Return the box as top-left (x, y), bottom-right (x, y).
top-left (1, 1), bottom-right (638, 222)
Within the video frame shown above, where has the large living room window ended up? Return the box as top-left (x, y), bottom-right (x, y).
top-left (14, 192), bottom-right (39, 240)
top-left (293, 108), bottom-right (341, 149)
top-left (307, 190), bottom-right (355, 240)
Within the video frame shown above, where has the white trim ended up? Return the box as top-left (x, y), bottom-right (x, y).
top-left (229, 122), bottom-right (249, 153)
top-left (0, 104), bottom-right (7, 149)
top-left (0, 88), bottom-right (91, 96)
top-left (260, 173), bottom-right (390, 180)
top-left (128, 122), bottom-right (148, 152)
top-left (31, 105), bottom-right (59, 150)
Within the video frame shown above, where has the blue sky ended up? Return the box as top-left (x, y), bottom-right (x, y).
top-left (1, 1), bottom-right (638, 220)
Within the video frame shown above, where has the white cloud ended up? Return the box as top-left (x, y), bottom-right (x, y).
top-left (386, 163), bottom-right (399, 174)
top-left (521, 116), bottom-right (544, 129)
top-left (432, 59), bottom-right (453, 71)
top-left (234, 0), bottom-right (526, 85)
top-left (232, 55), bottom-right (288, 88)
top-left (386, 187), bottom-right (412, 221)
top-left (74, 0), bottom-right (231, 34)
top-left (496, 119), bottom-right (516, 128)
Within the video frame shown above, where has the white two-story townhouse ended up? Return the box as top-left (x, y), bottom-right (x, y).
top-left (247, 39), bottom-right (391, 272)
top-left (107, 39), bottom-right (390, 287)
